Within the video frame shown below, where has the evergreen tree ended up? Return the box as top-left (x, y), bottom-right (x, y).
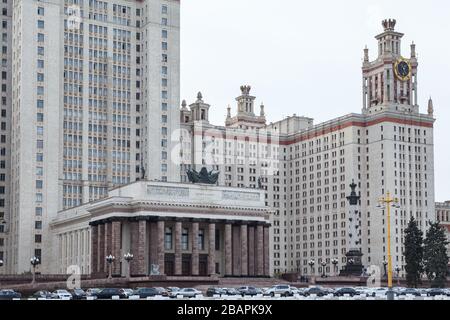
top-left (423, 221), bottom-right (449, 288)
top-left (404, 217), bottom-right (423, 288)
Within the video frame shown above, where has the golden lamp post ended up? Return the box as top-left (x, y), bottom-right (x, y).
top-left (377, 191), bottom-right (401, 300)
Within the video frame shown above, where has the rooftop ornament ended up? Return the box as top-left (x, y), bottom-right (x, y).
top-left (186, 167), bottom-right (219, 185)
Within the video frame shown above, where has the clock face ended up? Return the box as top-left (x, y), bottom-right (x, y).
top-left (394, 58), bottom-right (412, 81)
top-left (397, 61), bottom-right (410, 77)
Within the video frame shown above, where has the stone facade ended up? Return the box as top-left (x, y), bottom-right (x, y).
top-left (50, 181), bottom-right (273, 277)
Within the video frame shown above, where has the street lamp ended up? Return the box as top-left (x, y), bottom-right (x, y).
top-left (106, 254), bottom-right (115, 280)
top-left (395, 265), bottom-right (401, 286)
top-left (331, 258), bottom-right (339, 276)
top-left (308, 259), bottom-right (315, 275)
top-left (30, 256), bottom-right (40, 285)
top-left (378, 191), bottom-right (400, 300)
top-left (382, 260), bottom-right (388, 278)
top-left (123, 252), bottom-right (134, 279)
top-left (321, 261), bottom-right (327, 278)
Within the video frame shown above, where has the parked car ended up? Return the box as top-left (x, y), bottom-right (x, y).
top-left (171, 288), bottom-right (202, 298)
top-left (0, 290), bottom-right (22, 300)
top-left (264, 285), bottom-right (293, 297)
top-left (70, 288), bottom-right (87, 300)
top-left (304, 287), bottom-right (328, 297)
top-left (398, 288), bottom-right (421, 297)
top-left (223, 288), bottom-right (239, 296)
top-left (334, 287), bottom-right (358, 297)
top-left (92, 288), bottom-right (126, 299)
top-left (133, 287), bottom-right (160, 298)
top-left (237, 286), bottom-right (258, 296)
top-left (206, 287), bottom-right (226, 297)
top-left (120, 288), bottom-right (134, 298)
top-left (153, 287), bottom-right (169, 297)
top-left (30, 290), bottom-right (56, 299)
top-left (52, 290), bottom-right (73, 300)
top-left (166, 287), bottom-right (180, 295)
top-left (427, 288), bottom-right (447, 297)
top-left (86, 288), bottom-right (102, 297)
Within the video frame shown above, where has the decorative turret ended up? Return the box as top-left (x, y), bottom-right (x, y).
top-left (411, 41), bottom-right (416, 58)
top-left (260, 102), bottom-right (265, 117)
top-left (364, 46), bottom-right (369, 63)
top-left (180, 99), bottom-right (192, 123)
top-left (225, 85), bottom-right (267, 129)
top-left (189, 91), bottom-right (210, 123)
top-left (428, 97), bottom-right (434, 116)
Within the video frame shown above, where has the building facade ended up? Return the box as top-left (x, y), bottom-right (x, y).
top-left (5, 0), bottom-right (180, 274)
top-left (179, 20), bottom-right (435, 276)
top-left (50, 181), bottom-right (273, 277)
top-left (436, 201), bottom-right (450, 257)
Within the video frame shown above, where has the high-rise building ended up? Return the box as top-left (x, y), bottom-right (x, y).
top-left (436, 201), bottom-right (450, 258)
top-left (180, 19), bottom-right (435, 276)
top-left (4, 0), bottom-right (180, 274)
top-left (0, 0), bottom-right (12, 272)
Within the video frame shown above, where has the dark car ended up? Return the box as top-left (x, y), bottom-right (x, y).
top-left (71, 288), bottom-right (87, 300)
top-left (224, 288), bottom-right (239, 296)
top-left (206, 287), bottom-right (226, 297)
top-left (0, 289), bottom-right (22, 300)
top-left (427, 288), bottom-right (447, 297)
top-left (334, 287), bottom-right (358, 297)
top-left (134, 287), bottom-right (159, 298)
top-left (92, 288), bottom-right (126, 299)
top-left (399, 288), bottom-right (421, 297)
top-left (153, 287), bottom-right (169, 297)
top-left (30, 290), bottom-right (55, 299)
top-left (304, 287), bottom-right (328, 297)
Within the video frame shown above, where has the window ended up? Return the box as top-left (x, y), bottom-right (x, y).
top-left (37, 7), bottom-right (45, 16)
top-left (37, 33), bottom-right (44, 42)
top-left (162, 5), bottom-right (168, 14)
top-left (164, 227), bottom-right (173, 250)
top-left (37, 60), bottom-right (44, 69)
top-left (36, 193), bottom-right (43, 203)
top-left (37, 20), bottom-right (45, 29)
top-left (38, 47), bottom-right (44, 55)
top-left (37, 86), bottom-right (44, 95)
top-left (37, 126), bottom-right (44, 135)
top-left (37, 113), bottom-right (44, 122)
top-left (35, 235), bottom-right (42, 243)
top-left (162, 18), bottom-right (168, 26)
top-left (162, 42), bottom-right (167, 50)
top-left (36, 140), bottom-right (44, 149)
top-left (162, 30), bottom-right (168, 38)
top-left (198, 229), bottom-right (205, 250)
top-left (36, 167), bottom-right (43, 176)
top-left (37, 100), bottom-right (44, 108)
top-left (36, 153), bottom-right (44, 161)
top-left (161, 163), bottom-right (167, 172)
top-left (35, 221), bottom-right (42, 229)
top-left (35, 207), bottom-right (43, 216)
top-left (36, 180), bottom-right (43, 189)
top-left (37, 73), bottom-right (44, 82)
top-left (181, 228), bottom-right (189, 250)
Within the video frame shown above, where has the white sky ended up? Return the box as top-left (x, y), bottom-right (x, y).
top-left (180, 0), bottom-right (450, 202)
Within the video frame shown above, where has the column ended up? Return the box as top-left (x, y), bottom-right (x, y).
top-left (248, 226), bottom-right (255, 276)
top-left (111, 221), bottom-right (122, 275)
top-left (232, 225), bottom-right (240, 276)
top-left (137, 220), bottom-right (147, 275)
top-left (97, 224), bottom-right (105, 274)
top-left (256, 225), bottom-right (264, 276)
top-left (263, 226), bottom-right (270, 276)
top-left (224, 224), bottom-right (232, 276)
top-left (90, 226), bottom-right (98, 274)
top-left (240, 224), bottom-right (248, 276)
top-left (174, 221), bottom-right (182, 275)
top-left (208, 223), bottom-right (216, 275)
top-left (104, 222), bottom-right (112, 273)
top-left (149, 222), bottom-right (158, 267)
top-left (157, 220), bottom-right (165, 275)
top-left (191, 222), bottom-right (199, 276)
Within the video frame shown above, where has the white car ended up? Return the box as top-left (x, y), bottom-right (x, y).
top-left (52, 290), bottom-right (73, 300)
top-left (264, 285), bottom-right (294, 297)
top-left (172, 288), bottom-right (202, 298)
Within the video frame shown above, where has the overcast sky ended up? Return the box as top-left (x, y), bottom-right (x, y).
top-left (180, 0), bottom-right (450, 202)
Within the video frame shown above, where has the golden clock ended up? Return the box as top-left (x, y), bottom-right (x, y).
top-left (394, 58), bottom-right (412, 81)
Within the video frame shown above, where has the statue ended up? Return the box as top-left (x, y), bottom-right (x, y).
top-left (186, 167), bottom-right (219, 184)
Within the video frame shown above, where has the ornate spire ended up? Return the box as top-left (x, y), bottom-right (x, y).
top-left (346, 180), bottom-right (361, 205)
top-left (197, 91), bottom-right (203, 102)
top-left (411, 41), bottom-right (416, 58)
top-left (226, 105), bottom-right (231, 119)
top-left (428, 97), bottom-right (434, 116)
top-left (260, 102), bottom-right (265, 117)
top-left (240, 85), bottom-right (251, 95)
top-left (382, 18), bottom-right (396, 31)
top-left (364, 46), bottom-right (369, 62)
top-left (181, 99), bottom-right (187, 110)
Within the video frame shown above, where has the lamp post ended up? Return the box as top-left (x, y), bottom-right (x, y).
top-left (106, 254), bottom-right (115, 280)
top-left (124, 252), bottom-right (134, 279)
top-left (378, 191), bottom-right (400, 301)
top-left (395, 265), bottom-right (401, 286)
top-left (382, 260), bottom-right (388, 278)
top-left (321, 261), bottom-right (327, 278)
top-left (331, 258), bottom-right (339, 276)
top-left (30, 256), bottom-right (40, 285)
top-left (308, 259), bottom-right (315, 275)
top-left (0, 259), bottom-right (3, 286)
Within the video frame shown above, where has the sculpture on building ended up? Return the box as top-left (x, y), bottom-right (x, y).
top-left (186, 167), bottom-right (219, 184)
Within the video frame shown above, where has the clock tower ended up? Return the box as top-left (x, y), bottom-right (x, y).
top-left (362, 19), bottom-right (419, 114)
